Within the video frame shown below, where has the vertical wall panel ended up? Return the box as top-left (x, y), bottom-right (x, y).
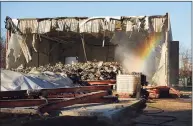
top-left (169, 41), bottom-right (179, 85)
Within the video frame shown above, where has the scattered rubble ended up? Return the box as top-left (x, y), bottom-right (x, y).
top-left (10, 61), bottom-right (123, 81)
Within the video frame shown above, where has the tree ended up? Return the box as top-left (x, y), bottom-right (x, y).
top-left (0, 37), bottom-right (6, 68)
top-left (179, 48), bottom-right (192, 86)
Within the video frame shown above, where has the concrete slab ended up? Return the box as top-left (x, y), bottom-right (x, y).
top-left (57, 98), bottom-right (141, 120)
top-left (0, 98), bottom-right (146, 126)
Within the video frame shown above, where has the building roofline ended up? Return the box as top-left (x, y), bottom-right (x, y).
top-left (11, 14), bottom-right (167, 21)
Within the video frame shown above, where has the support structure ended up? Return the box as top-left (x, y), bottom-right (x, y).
top-left (166, 13), bottom-right (170, 86)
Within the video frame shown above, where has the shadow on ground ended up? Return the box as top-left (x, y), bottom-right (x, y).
top-left (0, 98), bottom-right (191, 126)
top-left (0, 108), bottom-right (192, 126)
top-left (134, 109), bottom-right (192, 126)
top-left (134, 98), bottom-right (192, 126)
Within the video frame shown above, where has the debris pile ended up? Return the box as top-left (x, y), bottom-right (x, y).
top-left (10, 61), bottom-right (123, 81)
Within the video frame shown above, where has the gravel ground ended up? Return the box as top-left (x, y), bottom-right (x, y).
top-left (133, 98), bottom-right (192, 126)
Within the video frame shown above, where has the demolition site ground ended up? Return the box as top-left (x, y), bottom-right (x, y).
top-left (134, 98), bottom-right (192, 126)
top-left (0, 98), bottom-right (192, 126)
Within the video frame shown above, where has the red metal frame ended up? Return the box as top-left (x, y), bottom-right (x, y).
top-left (0, 85), bottom-right (117, 111)
top-left (0, 96), bottom-right (118, 108)
top-left (0, 85), bottom-right (113, 99)
top-left (38, 91), bottom-right (108, 114)
top-left (87, 80), bottom-right (116, 85)
top-left (0, 98), bottom-right (63, 108)
top-left (43, 85), bottom-right (112, 94)
top-left (146, 86), bottom-right (181, 99)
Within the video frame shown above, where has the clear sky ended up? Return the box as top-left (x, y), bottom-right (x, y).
top-left (1, 1), bottom-right (192, 50)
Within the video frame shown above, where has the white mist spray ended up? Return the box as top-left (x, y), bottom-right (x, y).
top-left (112, 31), bottom-right (156, 82)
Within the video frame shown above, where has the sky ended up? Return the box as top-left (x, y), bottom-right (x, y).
top-left (1, 1), bottom-right (192, 51)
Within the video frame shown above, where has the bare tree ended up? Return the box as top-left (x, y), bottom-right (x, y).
top-left (179, 47), bottom-right (192, 87)
top-left (0, 28), bottom-right (7, 68)
top-left (0, 37), bottom-right (6, 68)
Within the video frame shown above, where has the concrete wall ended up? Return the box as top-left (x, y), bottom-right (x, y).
top-left (26, 37), bottom-right (51, 67)
top-left (169, 41), bottom-right (179, 85)
top-left (25, 37), bottom-right (117, 67)
top-left (60, 44), bottom-right (116, 63)
top-left (89, 45), bottom-right (116, 62)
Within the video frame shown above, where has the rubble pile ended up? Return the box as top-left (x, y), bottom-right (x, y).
top-left (10, 61), bottom-right (123, 81)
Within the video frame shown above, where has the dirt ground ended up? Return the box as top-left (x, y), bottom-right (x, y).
top-left (133, 98), bottom-right (192, 126)
top-left (0, 98), bottom-right (191, 126)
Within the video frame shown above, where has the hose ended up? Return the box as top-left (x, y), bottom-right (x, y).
top-left (133, 104), bottom-right (178, 126)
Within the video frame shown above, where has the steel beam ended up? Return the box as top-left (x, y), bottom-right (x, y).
top-left (87, 80), bottom-right (116, 85)
top-left (38, 91), bottom-right (108, 114)
top-left (0, 95), bottom-right (118, 108)
top-left (0, 85), bottom-right (112, 99)
top-left (47, 93), bottom-right (86, 98)
top-left (42, 85), bottom-right (112, 94)
top-left (0, 98), bottom-right (64, 108)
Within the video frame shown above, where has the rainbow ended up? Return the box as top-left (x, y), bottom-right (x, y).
top-left (136, 32), bottom-right (162, 60)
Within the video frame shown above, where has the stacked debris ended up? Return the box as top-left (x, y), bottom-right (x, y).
top-left (0, 85), bottom-right (118, 115)
top-left (10, 61), bottom-right (123, 81)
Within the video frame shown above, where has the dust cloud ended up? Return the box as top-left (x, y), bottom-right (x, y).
top-left (115, 44), bottom-right (145, 73)
top-left (112, 31), bottom-right (156, 82)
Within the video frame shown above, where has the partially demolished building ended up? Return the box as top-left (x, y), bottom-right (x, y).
top-left (4, 13), bottom-right (179, 86)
